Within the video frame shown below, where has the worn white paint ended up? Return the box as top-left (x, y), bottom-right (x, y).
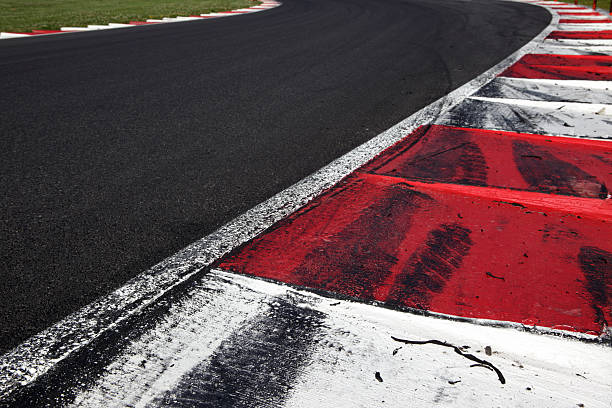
top-left (437, 97), bottom-right (612, 139)
top-left (537, 43), bottom-right (612, 54)
top-left (68, 271), bottom-right (612, 408)
top-left (545, 38), bottom-right (612, 46)
top-left (558, 15), bottom-right (612, 20)
top-left (558, 23), bottom-right (612, 30)
top-left (473, 77), bottom-right (612, 104)
top-left (470, 96), bottom-right (612, 115)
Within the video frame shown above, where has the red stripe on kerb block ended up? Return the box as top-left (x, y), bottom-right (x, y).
top-left (559, 19), bottom-right (612, 23)
top-left (500, 54), bottom-right (612, 80)
top-left (548, 30), bottom-right (612, 39)
top-left (360, 125), bottom-right (611, 199)
top-left (31, 30), bottom-right (67, 34)
top-left (218, 173), bottom-right (611, 334)
top-left (520, 54), bottom-right (612, 66)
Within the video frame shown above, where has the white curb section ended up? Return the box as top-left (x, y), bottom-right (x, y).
top-left (68, 270), bottom-right (612, 408)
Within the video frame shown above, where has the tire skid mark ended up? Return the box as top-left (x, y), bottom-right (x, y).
top-left (153, 298), bottom-right (325, 408)
top-left (512, 139), bottom-right (609, 198)
top-left (578, 247), bottom-right (612, 330)
top-left (360, 125), bottom-right (612, 198)
top-left (387, 223), bottom-right (472, 309)
top-left (291, 184), bottom-right (431, 299)
top-left (437, 98), bottom-right (612, 140)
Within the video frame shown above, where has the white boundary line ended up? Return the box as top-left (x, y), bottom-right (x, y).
top-left (0, 0), bottom-right (587, 400)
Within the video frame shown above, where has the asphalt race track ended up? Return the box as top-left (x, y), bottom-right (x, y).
top-left (0, 0), bottom-right (550, 353)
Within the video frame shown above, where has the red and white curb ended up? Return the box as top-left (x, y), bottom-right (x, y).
top-left (0, 1), bottom-right (280, 40)
top-left (1, 0), bottom-right (611, 406)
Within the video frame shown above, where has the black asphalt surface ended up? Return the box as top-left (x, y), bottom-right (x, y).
top-left (0, 0), bottom-right (549, 353)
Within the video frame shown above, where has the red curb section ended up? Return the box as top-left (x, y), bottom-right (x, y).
top-left (500, 54), bottom-right (612, 80)
top-left (217, 125), bottom-right (612, 335)
top-left (559, 18), bottom-right (612, 23)
top-left (359, 126), bottom-right (611, 199)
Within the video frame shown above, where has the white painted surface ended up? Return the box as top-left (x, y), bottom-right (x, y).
top-left (0, 32), bottom-right (31, 38)
top-left (60, 27), bottom-right (94, 31)
top-left (556, 9), bottom-right (607, 13)
top-left (437, 98), bottom-right (612, 140)
top-left (69, 271), bottom-right (612, 408)
top-left (558, 23), bottom-right (612, 30)
top-left (545, 38), bottom-right (612, 46)
top-left (537, 44), bottom-right (612, 54)
top-left (470, 96), bottom-right (612, 115)
top-left (473, 77), bottom-right (612, 104)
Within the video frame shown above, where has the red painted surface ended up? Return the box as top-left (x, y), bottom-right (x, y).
top-left (218, 173), bottom-right (611, 334)
top-left (129, 21), bottom-right (158, 25)
top-left (360, 125), bottom-right (612, 199)
top-left (218, 125), bottom-right (612, 334)
top-left (31, 30), bottom-right (67, 34)
top-left (500, 54), bottom-right (612, 80)
top-left (548, 30), bottom-right (612, 39)
top-left (559, 18), bottom-right (612, 23)
top-left (520, 54), bottom-right (612, 66)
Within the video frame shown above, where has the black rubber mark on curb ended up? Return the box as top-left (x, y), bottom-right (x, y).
top-left (391, 337), bottom-right (506, 384)
top-left (156, 298), bottom-right (325, 407)
top-left (486, 272), bottom-right (505, 281)
top-left (388, 223), bottom-right (472, 309)
top-left (578, 246), bottom-right (612, 329)
top-left (293, 184), bottom-right (431, 299)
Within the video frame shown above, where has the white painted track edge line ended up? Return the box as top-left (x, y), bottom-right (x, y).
top-left (0, 0), bottom-right (569, 399)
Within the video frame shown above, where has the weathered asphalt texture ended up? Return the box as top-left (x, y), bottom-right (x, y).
top-left (0, 0), bottom-right (550, 353)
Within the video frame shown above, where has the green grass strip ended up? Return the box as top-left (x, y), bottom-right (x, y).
top-left (0, 0), bottom-right (260, 33)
